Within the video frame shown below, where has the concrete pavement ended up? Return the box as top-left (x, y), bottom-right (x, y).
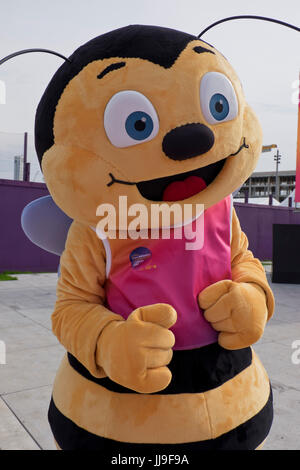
top-left (0, 270), bottom-right (299, 450)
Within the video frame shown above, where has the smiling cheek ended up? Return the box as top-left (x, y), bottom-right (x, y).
top-left (242, 106), bottom-right (263, 164)
top-left (212, 117), bottom-right (243, 155)
top-left (43, 145), bottom-right (112, 224)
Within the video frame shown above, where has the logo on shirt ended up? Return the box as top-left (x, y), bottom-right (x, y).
top-left (130, 247), bottom-right (152, 268)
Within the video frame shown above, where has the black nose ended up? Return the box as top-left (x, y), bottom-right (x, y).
top-left (162, 123), bottom-right (214, 160)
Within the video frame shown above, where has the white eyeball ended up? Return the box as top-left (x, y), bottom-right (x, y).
top-left (200, 72), bottom-right (239, 125)
top-left (104, 90), bottom-right (159, 148)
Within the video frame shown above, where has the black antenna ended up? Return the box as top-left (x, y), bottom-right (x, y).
top-left (0, 48), bottom-right (72, 66)
top-left (198, 15), bottom-right (300, 38)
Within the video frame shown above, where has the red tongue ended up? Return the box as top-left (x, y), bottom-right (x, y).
top-left (163, 175), bottom-right (207, 201)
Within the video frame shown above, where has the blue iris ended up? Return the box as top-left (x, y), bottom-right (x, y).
top-left (125, 111), bottom-right (154, 141)
top-left (209, 93), bottom-right (229, 121)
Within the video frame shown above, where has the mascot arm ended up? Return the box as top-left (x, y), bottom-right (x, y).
top-left (230, 208), bottom-right (275, 319)
top-left (199, 209), bottom-right (275, 350)
top-left (52, 220), bottom-right (122, 378)
top-left (52, 220), bottom-right (176, 393)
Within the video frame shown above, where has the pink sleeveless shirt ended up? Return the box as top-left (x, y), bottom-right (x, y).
top-left (101, 196), bottom-right (232, 350)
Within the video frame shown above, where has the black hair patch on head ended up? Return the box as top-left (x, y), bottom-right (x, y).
top-left (193, 46), bottom-right (215, 55)
top-left (82, 24), bottom-right (196, 69)
top-left (35, 25), bottom-right (198, 163)
top-left (97, 62), bottom-right (126, 80)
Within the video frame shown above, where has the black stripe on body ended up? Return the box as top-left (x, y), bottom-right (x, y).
top-left (67, 343), bottom-right (252, 394)
top-left (48, 387), bottom-right (273, 451)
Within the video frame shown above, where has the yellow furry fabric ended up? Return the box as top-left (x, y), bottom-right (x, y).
top-left (96, 304), bottom-right (176, 393)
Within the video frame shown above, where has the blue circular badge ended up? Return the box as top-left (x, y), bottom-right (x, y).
top-left (130, 247), bottom-right (152, 268)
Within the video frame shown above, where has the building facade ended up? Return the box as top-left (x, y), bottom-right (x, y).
top-left (234, 170), bottom-right (296, 203)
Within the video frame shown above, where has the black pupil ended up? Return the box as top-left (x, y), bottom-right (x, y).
top-left (215, 101), bottom-right (223, 113)
top-left (134, 119), bottom-right (146, 131)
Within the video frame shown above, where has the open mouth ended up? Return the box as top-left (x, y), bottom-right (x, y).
top-left (136, 158), bottom-right (226, 201)
top-left (107, 137), bottom-right (248, 202)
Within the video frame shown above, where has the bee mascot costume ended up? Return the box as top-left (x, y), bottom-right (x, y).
top-left (3, 17), bottom-right (298, 451)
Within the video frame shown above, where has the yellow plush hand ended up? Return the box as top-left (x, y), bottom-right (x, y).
top-left (198, 280), bottom-right (268, 350)
top-left (96, 303), bottom-right (177, 393)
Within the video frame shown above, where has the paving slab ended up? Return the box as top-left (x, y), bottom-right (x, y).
top-left (257, 321), bottom-right (300, 345)
top-left (254, 341), bottom-right (300, 391)
top-left (263, 386), bottom-right (300, 450)
top-left (0, 343), bottom-right (64, 395)
top-left (0, 396), bottom-right (39, 450)
top-left (0, 322), bottom-right (58, 353)
top-left (272, 302), bottom-right (300, 324)
top-left (13, 307), bottom-right (54, 330)
top-left (0, 306), bottom-right (33, 329)
top-left (3, 385), bottom-right (56, 450)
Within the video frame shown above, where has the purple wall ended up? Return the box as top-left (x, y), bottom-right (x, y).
top-left (0, 179), bottom-right (59, 273)
top-left (234, 202), bottom-right (300, 260)
top-left (1, 178), bottom-right (300, 272)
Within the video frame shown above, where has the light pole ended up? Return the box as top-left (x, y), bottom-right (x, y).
top-left (262, 144), bottom-right (277, 199)
top-left (22, 131), bottom-right (30, 182)
top-left (274, 149), bottom-right (281, 201)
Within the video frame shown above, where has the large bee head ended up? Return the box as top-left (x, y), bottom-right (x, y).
top-left (36, 24), bottom-right (262, 227)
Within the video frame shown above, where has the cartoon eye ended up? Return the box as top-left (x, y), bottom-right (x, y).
top-left (125, 111), bottom-right (154, 140)
top-left (200, 72), bottom-right (238, 124)
top-left (209, 93), bottom-right (229, 121)
top-left (104, 90), bottom-right (159, 147)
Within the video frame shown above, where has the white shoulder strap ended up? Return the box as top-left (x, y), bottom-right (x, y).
top-left (90, 226), bottom-right (112, 278)
top-left (230, 194), bottom-right (233, 244)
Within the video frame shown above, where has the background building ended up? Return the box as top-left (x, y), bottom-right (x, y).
top-left (13, 155), bottom-right (24, 181)
top-left (234, 170), bottom-right (296, 203)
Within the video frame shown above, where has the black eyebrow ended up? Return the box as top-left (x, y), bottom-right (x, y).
top-left (193, 46), bottom-right (215, 55)
top-left (97, 61), bottom-right (126, 79)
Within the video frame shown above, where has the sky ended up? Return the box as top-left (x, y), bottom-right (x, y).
top-left (0, 0), bottom-right (299, 181)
